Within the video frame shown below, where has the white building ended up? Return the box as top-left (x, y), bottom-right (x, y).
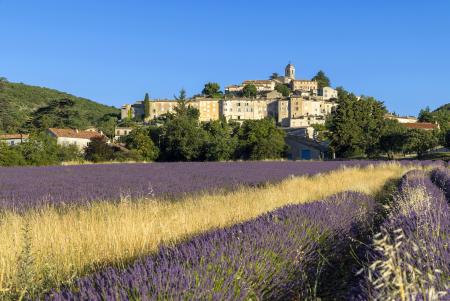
top-left (0, 134), bottom-right (29, 146)
top-left (47, 128), bottom-right (104, 150)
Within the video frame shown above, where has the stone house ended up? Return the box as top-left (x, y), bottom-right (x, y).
top-left (114, 127), bottom-right (134, 141)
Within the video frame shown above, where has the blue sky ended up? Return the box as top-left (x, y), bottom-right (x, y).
top-left (1, 0), bottom-right (449, 116)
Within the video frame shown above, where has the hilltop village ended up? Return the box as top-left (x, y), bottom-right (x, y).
top-left (0, 63), bottom-right (444, 165)
top-left (121, 63), bottom-right (338, 128)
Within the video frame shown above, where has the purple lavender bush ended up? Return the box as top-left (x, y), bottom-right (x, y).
top-left (354, 170), bottom-right (450, 300)
top-left (41, 191), bottom-right (376, 301)
top-left (0, 161), bottom-right (378, 211)
top-left (430, 167), bottom-right (450, 201)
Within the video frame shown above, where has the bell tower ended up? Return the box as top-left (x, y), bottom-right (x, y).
top-left (285, 63), bottom-right (295, 80)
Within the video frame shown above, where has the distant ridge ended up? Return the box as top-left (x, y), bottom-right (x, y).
top-left (0, 79), bottom-right (119, 133)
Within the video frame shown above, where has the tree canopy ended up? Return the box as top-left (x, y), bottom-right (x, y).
top-left (275, 84), bottom-right (291, 97)
top-left (312, 71), bottom-right (331, 89)
top-left (242, 84), bottom-right (257, 98)
top-left (327, 88), bottom-right (387, 157)
top-left (202, 82), bottom-right (222, 98)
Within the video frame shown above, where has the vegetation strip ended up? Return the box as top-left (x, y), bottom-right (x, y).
top-left (354, 170), bottom-right (450, 300)
top-left (0, 164), bottom-right (406, 299)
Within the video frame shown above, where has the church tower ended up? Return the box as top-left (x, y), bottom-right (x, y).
top-left (285, 63), bottom-right (295, 80)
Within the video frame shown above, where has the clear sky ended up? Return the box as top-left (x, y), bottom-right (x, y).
top-left (1, 0), bottom-right (449, 116)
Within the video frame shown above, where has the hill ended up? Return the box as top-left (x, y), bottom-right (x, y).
top-left (0, 79), bottom-right (119, 133)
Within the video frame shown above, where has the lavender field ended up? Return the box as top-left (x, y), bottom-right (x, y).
top-left (0, 161), bottom-right (378, 210)
top-left (1, 162), bottom-right (448, 301)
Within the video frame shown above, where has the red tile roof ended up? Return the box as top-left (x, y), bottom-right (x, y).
top-left (402, 123), bottom-right (439, 130)
top-left (0, 134), bottom-right (29, 140)
top-left (48, 128), bottom-right (103, 139)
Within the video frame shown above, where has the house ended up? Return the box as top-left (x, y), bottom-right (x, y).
top-left (385, 113), bottom-right (418, 124)
top-left (0, 134), bottom-right (29, 146)
top-left (114, 127), bottom-right (134, 141)
top-left (47, 128), bottom-right (104, 150)
top-left (285, 134), bottom-right (328, 160)
top-left (402, 122), bottom-right (439, 131)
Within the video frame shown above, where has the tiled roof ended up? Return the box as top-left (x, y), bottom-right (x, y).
top-left (0, 134), bottom-right (29, 140)
top-left (48, 128), bottom-right (103, 139)
top-left (402, 123), bottom-right (439, 130)
top-left (243, 80), bottom-right (273, 84)
top-left (292, 80), bottom-right (317, 83)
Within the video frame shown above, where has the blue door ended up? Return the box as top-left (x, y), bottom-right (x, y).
top-left (301, 149), bottom-right (311, 160)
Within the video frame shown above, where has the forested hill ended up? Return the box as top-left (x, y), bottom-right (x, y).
top-left (434, 103), bottom-right (450, 113)
top-left (0, 79), bottom-right (119, 133)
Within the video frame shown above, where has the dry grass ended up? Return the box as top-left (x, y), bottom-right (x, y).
top-left (0, 163), bottom-right (408, 296)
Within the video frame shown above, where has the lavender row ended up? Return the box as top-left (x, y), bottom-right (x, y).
top-left (0, 161), bottom-right (378, 211)
top-left (42, 191), bottom-right (376, 301)
top-left (430, 167), bottom-right (450, 201)
top-left (354, 170), bottom-right (450, 300)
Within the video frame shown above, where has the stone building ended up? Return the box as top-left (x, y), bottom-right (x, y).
top-left (241, 80), bottom-right (276, 92)
top-left (121, 97), bottom-right (220, 122)
top-left (114, 127), bottom-right (134, 141)
top-left (221, 97), bottom-right (269, 121)
top-left (189, 97), bottom-right (220, 122)
top-left (291, 80), bottom-right (318, 92)
top-left (318, 87), bottom-right (338, 100)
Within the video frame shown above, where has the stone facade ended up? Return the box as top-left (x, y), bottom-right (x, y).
top-left (291, 80), bottom-right (318, 92)
top-left (189, 97), bottom-right (220, 122)
top-left (318, 87), bottom-right (338, 100)
top-left (221, 97), bottom-right (268, 121)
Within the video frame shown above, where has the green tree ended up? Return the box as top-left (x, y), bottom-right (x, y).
top-left (242, 84), bottom-right (257, 98)
top-left (29, 98), bottom-right (83, 130)
top-left (125, 128), bottom-right (159, 161)
top-left (203, 120), bottom-right (238, 161)
top-left (57, 144), bottom-right (83, 162)
top-left (143, 93), bottom-right (150, 119)
top-left (269, 73), bottom-right (279, 80)
top-left (418, 106), bottom-right (434, 122)
top-left (96, 113), bottom-right (119, 139)
top-left (379, 119), bottom-right (408, 159)
top-left (404, 129), bottom-right (438, 157)
top-left (327, 89), bottom-right (387, 157)
top-left (159, 116), bottom-right (208, 161)
top-left (19, 133), bottom-right (60, 165)
top-left (237, 118), bottom-right (286, 160)
top-left (84, 136), bottom-right (114, 162)
top-left (312, 70), bottom-right (331, 88)
top-left (202, 82), bottom-right (222, 98)
top-left (0, 142), bottom-right (25, 166)
top-left (275, 84), bottom-right (291, 97)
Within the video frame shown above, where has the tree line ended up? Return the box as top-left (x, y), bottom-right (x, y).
top-left (326, 88), bottom-right (442, 159)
